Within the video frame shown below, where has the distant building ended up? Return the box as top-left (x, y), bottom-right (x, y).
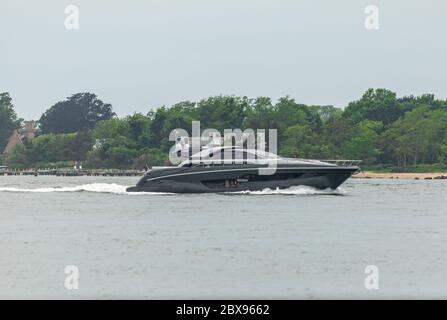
top-left (21, 120), bottom-right (38, 141)
top-left (2, 121), bottom-right (38, 155)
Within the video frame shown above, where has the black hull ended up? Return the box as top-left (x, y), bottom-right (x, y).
top-left (127, 165), bottom-right (358, 193)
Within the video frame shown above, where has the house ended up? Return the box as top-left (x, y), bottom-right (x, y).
top-left (21, 120), bottom-right (38, 141)
top-left (2, 121), bottom-right (38, 155)
top-left (3, 130), bottom-right (23, 154)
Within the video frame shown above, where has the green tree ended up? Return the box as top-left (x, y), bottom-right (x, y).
top-left (18, 131), bottom-right (94, 167)
top-left (0, 92), bottom-right (22, 152)
top-left (88, 115), bottom-right (159, 168)
top-left (4, 145), bottom-right (28, 168)
top-left (309, 105), bottom-right (342, 124)
top-left (280, 124), bottom-right (333, 159)
top-left (343, 88), bottom-right (404, 125)
top-left (88, 118), bottom-right (134, 167)
top-left (126, 113), bottom-right (152, 149)
top-left (39, 93), bottom-right (115, 134)
top-left (133, 148), bottom-right (168, 169)
top-left (379, 107), bottom-right (447, 166)
top-left (196, 96), bottom-right (249, 131)
top-left (272, 97), bottom-right (320, 139)
top-left (342, 120), bottom-right (383, 163)
top-left (244, 97), bottom-right (274, 130)
top-left (5, 91), bottom-right (447, 170)
top-left (149, 102), bottom-right (196, 151)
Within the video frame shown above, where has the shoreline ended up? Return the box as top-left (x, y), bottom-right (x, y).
top-left (0, 169), bottom-right (143, 177)
top-left (353, 171), bottom-right (447, 180)
top-left (2, 169), bottom-right (447, 180)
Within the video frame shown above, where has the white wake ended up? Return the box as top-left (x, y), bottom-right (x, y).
top-left (0, 184), bottom-right (345, 196)
top-left (0, 183), bottom-right (166, 195)
top-left (230, 185), bottom-right (346, 195)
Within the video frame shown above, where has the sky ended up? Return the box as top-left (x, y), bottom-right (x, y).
top-left (1, 0), bottom-right (446, 120)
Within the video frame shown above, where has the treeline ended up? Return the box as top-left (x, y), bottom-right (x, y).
top-left (1, 89), bottom-right (447, 171)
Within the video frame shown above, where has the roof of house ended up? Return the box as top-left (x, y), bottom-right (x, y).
top-left (3, 130), bottom-right (24, 154)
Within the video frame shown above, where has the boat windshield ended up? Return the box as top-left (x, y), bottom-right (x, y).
top-left (178, 147), bottom-right (281, 167)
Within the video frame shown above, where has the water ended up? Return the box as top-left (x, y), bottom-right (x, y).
top-left (1, 175), bottom-right (446, 299)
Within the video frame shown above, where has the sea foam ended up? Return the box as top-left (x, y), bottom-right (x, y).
top-left (0, 183), bottom-right (345, 196)
top-left (0, 183), bottom-right (143, 195)
top-left (230, 185), bottom-right (346, 195)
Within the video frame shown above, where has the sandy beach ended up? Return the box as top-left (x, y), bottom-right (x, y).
top-left (353, 171), bottom-right (447, 180)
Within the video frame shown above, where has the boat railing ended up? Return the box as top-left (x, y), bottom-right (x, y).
top-left (181, 158), bottom-right (362, 167)
top-left (321, 160), bottom-right (362, 167)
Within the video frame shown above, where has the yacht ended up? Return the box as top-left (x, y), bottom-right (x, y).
top-left (126, 146), bottom-right (360, 193)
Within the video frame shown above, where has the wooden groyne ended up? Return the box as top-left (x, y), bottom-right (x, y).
top-left (0, 169), bottom-right (144, 177)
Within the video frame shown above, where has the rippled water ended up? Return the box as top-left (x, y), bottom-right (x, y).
top-left (1, 175), bottom-right (446, 299)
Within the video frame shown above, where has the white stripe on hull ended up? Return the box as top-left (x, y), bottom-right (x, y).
top-left (144, 166), bottom-right (357, 183)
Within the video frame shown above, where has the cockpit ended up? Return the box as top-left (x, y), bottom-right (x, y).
top-left (178, 147), bottom-right (279, 167)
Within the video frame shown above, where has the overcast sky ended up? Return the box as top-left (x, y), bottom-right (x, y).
top-left (1, 0), bottom-right (446, 120)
